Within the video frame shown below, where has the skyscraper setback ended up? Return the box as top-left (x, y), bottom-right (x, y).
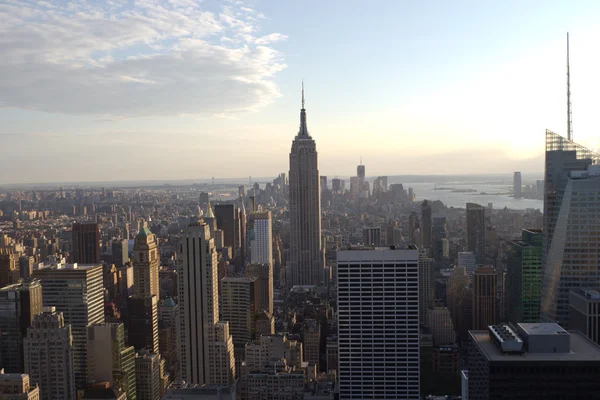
top-left (288, 85), bottom-right (323, 286)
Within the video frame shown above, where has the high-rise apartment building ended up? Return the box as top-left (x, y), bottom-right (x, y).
top-left (288, 87), bottom-right (323, 286)
top-left (513, 171), bottom-right (522, 198)
top-left (569, 289), bottom-right (600, 345)
top-left (421, 200), bottom-right (432, 249)
top-left (24, 307), bottom-right (76, 400)
top-left (337, 247), bottom-right (420, 399)
top-left (0, 370), bottom-right (40, 399)
top-left (507, 229), bottom-right (542, 325)
top-left (71, 222), bottom-right (100, 264)
top-left (33, 263), bottom-right (104, 388)
top-left (472, 266), bottom-right (497, 330)
top-left (178, 218), bottom-right (235, 385)
top-left (467, 323), bottom-right (600, 399)
top-left (466, 203), bottom-right (486, 265)
top-left (541, 130), bottom-right (600, 326)
top-left (246, 263), bottom-right (273, 315)
top-left (248, 211), bottom-right (272, 266)
top-left (87, 323), bottom-right (136, 400)
top-left (0, 280), bottom-right (43, 373)
top-left (0, 251), bottom-right (19, 288)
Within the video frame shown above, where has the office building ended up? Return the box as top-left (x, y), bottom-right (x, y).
top-left (158, 298), bottom-right (179, 374)
top-left (87, 323), bottom-right (136, 399)
top-left (472, 266), bottom-right (497, 330)
top-left (33, 263), bottom-right (104, 388)
top-left (569, 289), bottom-right (600, 345)
top-left (302, 319), bottom-right (320, 367)
top-left (428, 307), bottom-right (456, 346)
top-left (0, 370), bottom-right (40, 400)
top-left (221, 277), bottom-right (260, 367)
top-left (421, 200), bottom-right (432, 249)
top-left (214, 204), bottom-right (237, 252)
top-left (112, 240), bottom-right (129, 268)
top-left (419, 251), bottom-right (435, 325)
top-left (541, 130), bottom-right (600, 326)
top-left (18, 256), bottom-right (34, 280)
top-left (247, 211), bottom-right (272, 266)
top-left (466, 203), bottom-right (485, 265)
top-left (362, 227), bottom-right (385, 246)
top-left (0, 251), bottom-right (18, 288)
top-left (357, 163), bottom-right (365, 192)
top-left (178, 218), bottom-right (235, 385)
top-left (24, 307), bottom-right (76, 400)
top-left (71, 222), bottom-right (100, 264)
top-left (432, 217), bottom-right (448, 264)
top-left (246, 263), bottom-right (273, 315)
top-left (467, 323), bottom-right (600, 399)
top-left (458, 252), bottom-right (476, 278)
top-left (288, 87), bottom-right (324, 286)
top-left (337, 247), bottom-right (420, 399)
top-left (446, 266), bottom-right (470, 329)
top-left (127, 296), bottom-right (159, 354)
top-left (513, 171), bottom-right (522, 198)
top-left (133, 226), bottom-right (159, 299)
top-left (135, 352), bottom-right (167, 400)
top-left (507, 229), bottom-right (542, 325)
top-left (0, 280), bottom-right (43, 373)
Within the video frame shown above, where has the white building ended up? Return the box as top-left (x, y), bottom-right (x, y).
top-left (248, 211), bottom-right (272, 266)
top-left (178, 218), bottom-right (235, 386)
top-left (23, 307), bottom-right (76, 400)
top-left (337, 247), bottom-right (420, 399)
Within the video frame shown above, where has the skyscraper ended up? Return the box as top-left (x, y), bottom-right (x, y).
top-left (112, 239), bottom-right (129, 268)
top-left (178, 217), bottom-right (235, 385)
top-left (541, 130), bottom-right (600, 326)
top-left (24, 307), bottom-right (76, 400)
top-left (466, 203), bottom-right (486, 265)
top-left (421, 200), bottom-right (432, 249)
top-left (337, 247), bottom-right (420, 399)
top-left (133, 226), bottom-right (159, 299)
top-left (419, 251), bottom-right (435, 325)
top-left (357, 162), bottom-right (365, 194)
top-left (248, 211), bottom-right (272, 266)
top-left (33, 263), bottom-right (104, 388)
top-left (87, 323), bottom-right (136, 400)
top-left (214, 204), bottom-right (237, 251)
top-left (288, 85), bottom-right (323, 286)
top-left (513, 171), bottom-right (522, 198)
top-left (127, 296), bottom-right (159, 354)
top-left (0, 251), bottom-right (18, 288)
top-left (246, 263), bottom-right (273, 314)
top-left (71, 222), bottom-right (100, 264)
top-left (432, 217), bottom-right (448, 264)
top-left (472, 266), bottom-right (497, 330)
top-left (0, 280), bottom-right (43, 373)
top-left (507, 229), bottom-right (542, 325)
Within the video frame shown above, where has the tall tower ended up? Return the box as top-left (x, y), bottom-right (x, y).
top-left (421, 200), bottom-right (432, 249)
top-left (71, 222), bottom-right (100, 264)
top-left (472, 265), bottom-right (497, 330)
top-left (133, 225), bottom-right (159, 298)
top-left (567, 32), bottom-right (573, 141)
top-left (178, 216), bottom-right (235, 385)
top-left (288, 83), bottom-right (324, 286)
top-left (466, 203), bottom-right (486, 264)
top-left (248, 211), bottom-right (272, 266)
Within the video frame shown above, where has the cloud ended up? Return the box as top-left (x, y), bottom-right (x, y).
top-left (0, 0), bottom-right (287, 117)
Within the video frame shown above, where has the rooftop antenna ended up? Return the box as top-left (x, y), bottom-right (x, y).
top-left (567, 32), bottom-right (573, 141)
top-left (301, 79), bottom-right (305, 109)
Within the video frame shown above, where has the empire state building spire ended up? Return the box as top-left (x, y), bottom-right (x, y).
top-left (298, 81), bottom-right (310, 137)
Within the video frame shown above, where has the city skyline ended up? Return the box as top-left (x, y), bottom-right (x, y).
top-left (3, 1), bottom-right (600, 183)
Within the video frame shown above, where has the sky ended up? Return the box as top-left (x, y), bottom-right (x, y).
top-left (2, 0), bottom-right (600, 184)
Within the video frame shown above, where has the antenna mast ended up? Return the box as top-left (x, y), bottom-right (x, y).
top-left (567, 32), bottom-right (573, 141)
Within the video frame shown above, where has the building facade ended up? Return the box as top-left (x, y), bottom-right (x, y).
top-left (472, 266), bottom-right (497, 330)
top-left (466, 203), bottom-right (486, 265)
top-left (71, 222), bottom-right (100, 264)
top-left (569, 289), bottom-right (600, 345)
top-left (248, 211), bottom-right (272, 266)
top-left (246, 264), bottom-right (274, 315)
top-left (337, 247), bottom-right (420, 399)
top-left (288, 88), bottom-right (323, 286)
top-left (23, 307), bottom-right (76, 400)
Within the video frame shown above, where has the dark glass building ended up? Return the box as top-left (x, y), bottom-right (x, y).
top-left (71, 222), bottom-right (101, 264)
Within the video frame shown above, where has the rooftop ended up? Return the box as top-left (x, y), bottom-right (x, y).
top-left (571, 288), bottom-right (600, 301)
top-left (518, 323), bottom-right (568, 336)
top-left (35, 263), bottom-right (102, 271)
top-left (470, 330), bottom-right (600, 362)
top-left (222, 276), bottom-right (257, 283)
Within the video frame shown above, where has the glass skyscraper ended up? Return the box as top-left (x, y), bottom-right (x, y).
top-left (507, 228), bottom-right (542, 325)
top-left (541, 130), bottom-right (600, 326)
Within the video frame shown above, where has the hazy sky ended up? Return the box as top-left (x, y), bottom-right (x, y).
top-left (2, 0), bottom-right (600, 184)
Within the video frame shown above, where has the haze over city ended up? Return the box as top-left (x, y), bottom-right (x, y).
top-left (2, 0), bottom-right (600, 184)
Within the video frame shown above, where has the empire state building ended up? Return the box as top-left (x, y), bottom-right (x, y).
top-left (288, 84), bottom-right (324, 286)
